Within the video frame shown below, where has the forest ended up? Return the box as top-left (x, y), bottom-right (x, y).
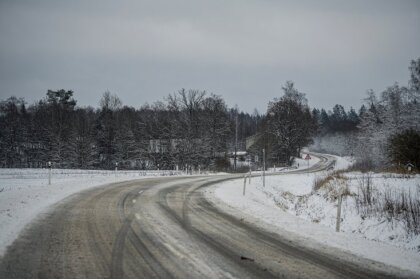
top-left (0, 89), bottom-right (263, 171)
top-left (312, 58), bottom-right (420, 171)
top-left (1, 58), bottom-right (419, 171)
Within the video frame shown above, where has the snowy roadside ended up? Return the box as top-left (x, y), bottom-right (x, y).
top-left (206, 158), bottom-right (420, 274)
top-left (259, 152), bottom-right (321, 175)
top-left (0, 168), bottom-right (185, 256)
top-left (267, 151), bottom-right (351, 173)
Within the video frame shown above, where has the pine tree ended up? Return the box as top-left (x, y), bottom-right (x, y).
top-left (74, 108), bottom-right (97, 169)
top-left (388, 129), bottom-right (420, 170)
top-left (39, 90), bottom-right (78, 168)
top-left (0, 97), bottom-right (27, 167)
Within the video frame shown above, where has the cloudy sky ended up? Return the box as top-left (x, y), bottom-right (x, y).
top-left (1, 0), bottom-right (419, 113)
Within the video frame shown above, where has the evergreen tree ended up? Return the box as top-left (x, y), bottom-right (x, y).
top-left (347, 107), bottom-right (360, 129)
top-left (0, 97), bottom-right (27, 167)
top-left (319, 109), bottom-right (330, 133)
top-left (388, 129), bottom-right (420, 170)
top-left (74, 107), bottom-right (97, 168)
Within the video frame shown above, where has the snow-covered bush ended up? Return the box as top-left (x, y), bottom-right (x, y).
top-left (355, 174), bottom-right (420, 235)
top-left (382, 188), bottom-right (420, 235)
top-left (312, 171), bottom-right (347, 193)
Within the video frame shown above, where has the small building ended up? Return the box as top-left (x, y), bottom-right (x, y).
top-left (406, 163), bottom-right (415, 172)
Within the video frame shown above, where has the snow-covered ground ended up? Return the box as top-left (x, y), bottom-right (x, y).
top-left (311, 152), bottom-right (354, 170)
top-left (208, 156), bottom-right (420, 274)
top-left (304, 172), bottom-right (420, 251)
top-left (263, 152), bottom-right (321, 173)
top-left (2, 157), bottom-right (419, 274)
top-left (0, 168), bottom-right (183, 256)
top-left (286, 151), bottom-right (352, 172)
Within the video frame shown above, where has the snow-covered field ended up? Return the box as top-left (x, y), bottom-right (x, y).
top-left (209, 157), bottom-right (420, 274)
top-left (0, 168), bottom-right (183, 256)
top-left (303, 172), bottom-right (420, 251)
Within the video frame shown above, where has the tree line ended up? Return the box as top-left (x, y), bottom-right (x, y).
top-left (2, 58), bottom-right (418, 171)
top-left (311, 58), bottom-right (420, 170)
top-left (0, 89), bottom-right (262, 170)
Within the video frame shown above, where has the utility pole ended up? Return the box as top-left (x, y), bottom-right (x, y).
top-left (234, 108), bottom-right (238, 171)
top-left (263, 148), bottom-right (265, 187)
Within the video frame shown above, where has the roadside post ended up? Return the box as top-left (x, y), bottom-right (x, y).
top-left (243, 175), bottom-right (247, 196)
top-left (304, 154), bottom-right (311, 169)
top-left (263, 148), bottom-right (266, 187)
top-left (48, 161), bottom-right (51, 185)
top-left (249, 170), bottom-right (251, 184)
top-left (115, 162), bottom-right (118, 177)
top-left (336, 193), bottom-right (343, 232)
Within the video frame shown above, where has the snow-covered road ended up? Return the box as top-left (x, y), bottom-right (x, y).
top-left (2, 172), bottom-right (415, 278)
top-left (0, 168), bottom-right (182, 256)
top-left (1, 155), bottom-right (419, 278)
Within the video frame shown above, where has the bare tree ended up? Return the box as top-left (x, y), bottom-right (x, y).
top-left (99, 91), bottom-right (122, 111)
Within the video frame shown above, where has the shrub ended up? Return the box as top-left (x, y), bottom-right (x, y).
top-left (387, 129), bottom-right (420, 172)
top-left (312, 171), bottom-right (347, 192)
top-left (355, 175), bottom-right (420, 235)
top-left (381, 188), bottom-right (420, 235)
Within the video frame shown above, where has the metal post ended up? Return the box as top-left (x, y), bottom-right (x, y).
top-left (48, 161), bottom-right (51, 185)
top-left (234, 110), bottom-right (238, 171)
top-left (115, 162), bottom-right (118, 177)
top-left (263, 148), bottom-right (265, 187)
top-left (336, 194), bottom-right (342, 232)
top-left (243, 175), bottom-right (246, 196)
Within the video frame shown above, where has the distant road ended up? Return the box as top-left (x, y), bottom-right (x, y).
top-left (0, 157), bottom-right (412, 278)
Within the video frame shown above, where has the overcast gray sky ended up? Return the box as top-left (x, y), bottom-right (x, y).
top-left (1, 0), bottom-right (419, 113)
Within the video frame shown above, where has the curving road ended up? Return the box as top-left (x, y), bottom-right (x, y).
top-left (0, 156), bottom-right (415, 278)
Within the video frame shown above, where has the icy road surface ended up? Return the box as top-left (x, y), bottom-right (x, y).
top-left (1, 159), bottom-right (417, 278)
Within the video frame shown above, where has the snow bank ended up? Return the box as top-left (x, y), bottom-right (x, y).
top-left (339, 172), bottom-right (420, 250)
top-left (209, 159), bottom-right (420, 274)
top-left (0, 168), bottom-right (182, 256)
